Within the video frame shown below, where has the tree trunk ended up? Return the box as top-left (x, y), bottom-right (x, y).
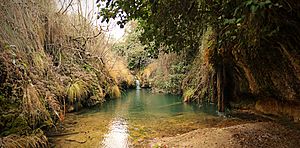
top-left (211, 70), bottom-right (217, 103)
top-left (222, 62), bottom-right (226, 112)
top-left (217, 63), bottom-right (224, 112)
top-left (217, 60), bottom-right (228, 112)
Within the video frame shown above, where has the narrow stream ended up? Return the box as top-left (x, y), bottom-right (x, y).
top-left (51, 89), bottom-right (220, 147)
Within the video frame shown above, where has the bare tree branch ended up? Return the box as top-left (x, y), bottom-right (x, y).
top-left (61, 0), bottom-right (74, 14)
top-left (58, 0), bottom-right (66, 13)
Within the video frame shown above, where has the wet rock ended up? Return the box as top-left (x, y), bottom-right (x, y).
top-left (65, 134), bottom-right (87, 144)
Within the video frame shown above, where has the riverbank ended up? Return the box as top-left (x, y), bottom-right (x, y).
top-left (151, 110), bottom-right (300, 148)
top-left (152, 121), bottom-right (300, 148)
top-left (46, 90), bottom-right (300, 148)
top-left (46, 90), bottom-right (223, 147)
top-left (0, 1), bottom-right (134, 147)
top-left (48, 107), bottom-right (300, 148)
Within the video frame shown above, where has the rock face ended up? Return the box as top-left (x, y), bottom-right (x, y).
top-left (229, 39), bottom-right (300, 121)
top-left (231, 43), bottom-right (300, 101)
top-left (221, 0), bottom-right (300, 110)
top-left (229, 28), bottom-right (300, 120)
top-left (255, 98), bottom-right (300, 122)
top-left (182, 1), bottom-right (300, 120)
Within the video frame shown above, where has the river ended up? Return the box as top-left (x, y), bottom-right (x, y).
top-left (50, 89), bottom-right (222, 147)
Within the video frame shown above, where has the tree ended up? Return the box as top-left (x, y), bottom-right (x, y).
top-left (112, 27), bottom-right (151, 71)
top-left (97, 0), bottom-right (207, 57)
top-left (97, 0), bottom-right (300, 112)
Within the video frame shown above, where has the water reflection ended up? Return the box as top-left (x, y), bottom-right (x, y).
top-left (100, 90), bottom-right (218, 147)
top-left (101, 117), bottom-right (130, 148)
top-left (136, 89), bottom-right (140, 98)
top-left (52, 89), bottom-right (220, 147)
top-left (99, 90), bottom-right (218, 147)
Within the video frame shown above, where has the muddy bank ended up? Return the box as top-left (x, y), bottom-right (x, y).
top-left (152, 122), bottom-right (300, 148)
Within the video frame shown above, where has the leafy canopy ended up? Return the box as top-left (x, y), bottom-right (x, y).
top-left (97, 0), bottom-right (206, 56)
top-left (97, 0), bottom-right (287, 59)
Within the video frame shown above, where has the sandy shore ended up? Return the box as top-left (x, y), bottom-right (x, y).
top-left (151, 122), bottom-right (300, 148)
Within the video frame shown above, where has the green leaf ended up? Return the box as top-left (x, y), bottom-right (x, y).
top-left (251, 5), bottom-right (258, 13)
top-left (236, 18), bottom-right (242, 23)
top-left (245, 0), bottom-right (254, 7)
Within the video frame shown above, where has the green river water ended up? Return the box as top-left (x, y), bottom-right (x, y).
top-left (51, 89), bottom-right (222, 148)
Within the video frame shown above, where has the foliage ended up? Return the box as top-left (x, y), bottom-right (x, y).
top-left (0, 0), bottom-right (133, 146)
top-left (98, 0), bottom-right (204, 57)
top-left (23, 84), bottom-right (53, 129)
top-left (143, 53), bottom-right (188, 94)
top-left (109, 85), bottom-right (121, 98)
top-left (67, 80), bottom-right (89, 103)
top-left (112, 27), bottom-right (151, 71)
top-left (98, 0), bottom-right (297, 62)
top-left (99, 0), bottom-right (300, 103)
top-left (181, 28), bottom-right (215, 103)
top-left (183, 87), bottom-right (196, 102)
top-left (102, 48), bottom-right (135, 88)
top-left (0, 129), bottom-right (48, 148)
top-left (161, 62), bottom-right (187, 94)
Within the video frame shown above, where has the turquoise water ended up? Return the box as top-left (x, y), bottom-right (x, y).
top-left (53, 89), bottom-right (219, 147)
top-left (84, 89), bottom-right (217, 116)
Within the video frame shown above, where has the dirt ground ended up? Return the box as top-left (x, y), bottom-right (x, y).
top-left (151, 122), bottom-right (300, 148)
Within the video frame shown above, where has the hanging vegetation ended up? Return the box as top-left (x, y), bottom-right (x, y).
top-left (99, 0), bottom-right (300, 119)
top-left (0, 0), bottom-right (134, 146)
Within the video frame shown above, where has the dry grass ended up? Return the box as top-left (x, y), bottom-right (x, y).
top-left (142, 62), bottom-right (158, 79)
top-left (183, 88), bottom-right (196, 102)
top-left (104, 52), bottom-right (134, 87)
top-left (109, 85), bottom-right (121, 98)
top-left (22, 84), bottom-right (53, 128)
top-left (0, 0), bottom-right (50, 51)
top-left (67, 80), bottom-right (89, 103)
top-left (138, 61), bottom-right (159, 88)
top-left (0, 0), bottom-right (131, 146)
top-left (32, 52), bottom-right (46, 74)
top-left (0, 129), bottom-right (48, 148)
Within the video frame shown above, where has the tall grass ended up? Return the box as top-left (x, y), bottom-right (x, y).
top-left (23, 84), bottom-right (52, 128)
top-left (67, 80), bottom-right (88, 103)
top-left (0, 0), bottom-right (132, 146)
top-left (0, 129), bottom-right (48, 148)
top-left (105, 55), bottom-right (134, 87)
top-left (109, 85), bottom-right (121, 98)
